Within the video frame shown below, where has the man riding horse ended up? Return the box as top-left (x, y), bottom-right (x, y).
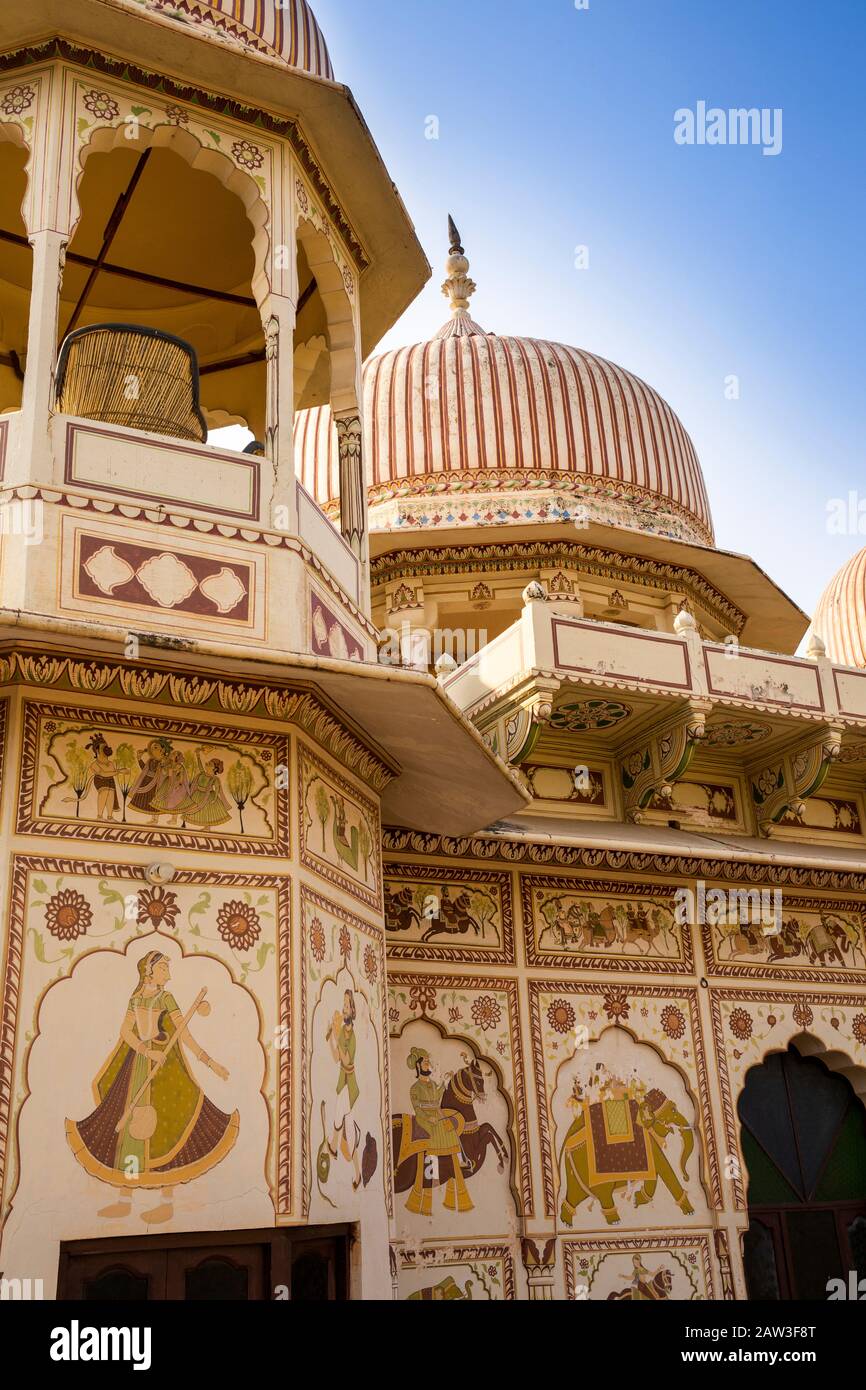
top-left (402, 1046), bottom-right (472, 1215)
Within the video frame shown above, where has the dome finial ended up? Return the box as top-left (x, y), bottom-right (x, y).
top-left (447, 215), bottom-right (464, 257)
top-left (437, 215), bottom-right (484, 338)
top-left (442, 214), bottom-right (476, 317)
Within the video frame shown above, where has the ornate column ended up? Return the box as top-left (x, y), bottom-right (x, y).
top-left (16, 229), bottom-right (67, 483)
top-left (334, 409), bottom-right (366, 564)
top-left (261, 291), bottom-right (297, 531)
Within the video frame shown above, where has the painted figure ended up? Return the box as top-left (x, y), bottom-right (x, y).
top-left (176, 750), bottom-right (231, 829)
top-left (325, 989), bottom-right (362, 1188)
top-left (392, 1049), bottom-right (507, 1215)
top-left (66, 951), bottom-right (237, 1225)
top-left (559, 1077), bottom-right (695, 1226)
top-left (128, 738), bottom-right (172, 823)
top-left (150, 749), bottom-right (190, 825)
top-left (607, 1254), bottom-right (674, 1302)
top-left (85, 733), bottom-right (120, 821)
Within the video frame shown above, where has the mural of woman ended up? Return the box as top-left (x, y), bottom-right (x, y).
top-left (128, 738), bottom-right (172, 824)
top-left (150, 749), bottom-right (190, 826)
top-left (176, 749), bottom-right (232, 829)
top-left (65, 950), bottom-right (238, 1225)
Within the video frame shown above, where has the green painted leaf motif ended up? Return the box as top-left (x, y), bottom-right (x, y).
top-left (30, 930), bottom-right (49, 963)
top-left (32, 879), bottom-right (48, 895)
top-left (130, 105), bottom-right (151, 116)
top-left (77, 117), bottom-right (90, 137)
top-left (98, 881), bottom-right (125, 906)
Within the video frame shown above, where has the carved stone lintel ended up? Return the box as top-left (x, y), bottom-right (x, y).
top-left (621, 702), bottom-right (710, 823)
top-left (334, 412), bottom-right (364, 560)
top-left (751, 724), bottom-right (843, 836)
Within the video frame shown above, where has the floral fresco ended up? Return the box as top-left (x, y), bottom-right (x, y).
top-left (300, 886), bottom-right (388, 1219)
top-left (0, 855), bottom-right (290, 1249)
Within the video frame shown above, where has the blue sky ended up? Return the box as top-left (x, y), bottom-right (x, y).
top-left (311, 0), bottom-right (866, 623)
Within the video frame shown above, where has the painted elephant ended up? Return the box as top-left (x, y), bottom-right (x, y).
top-left (559, 1086), bottom-right (695, 1226)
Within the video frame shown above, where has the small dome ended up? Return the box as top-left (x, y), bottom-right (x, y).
top-left (295, 223), bottom-right (714, 546)
top-left (813, 547), bottom-right (866, 667)
top-left (130, 0), bottom-right (334, 80)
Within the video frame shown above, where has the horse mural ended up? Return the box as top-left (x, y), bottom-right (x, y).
top-left (559, 1080), bottom-right (696, 1227)
top-left (392, 1054), bottom-right (508, 1215)
top-left (607, 1261), bottom-right (674, 1302)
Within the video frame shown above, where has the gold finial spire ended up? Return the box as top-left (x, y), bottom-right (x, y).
top-left (441, 214), bottom-right (476, 317)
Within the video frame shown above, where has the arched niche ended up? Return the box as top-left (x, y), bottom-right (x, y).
top-left (737, 1036), bottom-right (866, 1300)
top-left (295, 214), bottom-right (357, 417)
top-left (550, 1024), bottom-right (713, 1230)
top-left (61, 124), bottom-right (274, 440)
top-left (390, 1014), bottom-right (518, 1229)
top-left (0, 119), bottom-right (33, 412)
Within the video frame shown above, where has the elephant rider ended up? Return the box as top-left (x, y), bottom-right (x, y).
top-left (405, 1046), bottom-right (471, 1215)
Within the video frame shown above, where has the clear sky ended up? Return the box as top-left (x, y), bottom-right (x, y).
top-left (308, 0), bottom-right (866, 626)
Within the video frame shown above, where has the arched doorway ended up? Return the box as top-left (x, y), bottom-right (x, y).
top-left (738, 1045), bottom-right (866, 1300)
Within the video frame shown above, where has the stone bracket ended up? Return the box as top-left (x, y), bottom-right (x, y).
top-left (502, 680), bottom-right (560, 765)
top-left (750, 723), bottom-right (844, 836)
top-left (620, 700), bottom-right (711, 823)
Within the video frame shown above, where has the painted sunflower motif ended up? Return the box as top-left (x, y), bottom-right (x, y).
top-left (661, 1005), bottom-right (686, 1040)
top-left (1, 85), bottom-right (35, 116)
top-left (729, 1007), bottom-right (753, 1041)
top-left (793, 1000), bottom-right (814, 1029)
top-left (547, 999), bottom-right (576, 1035)
top-left (45, 889), bottom-right (92, 942)
top-left (231, 138), bottom-right (264, 170)
top-left (216, 900), bottom-right (262, 952)
top-left (83, 90), bottom-right (119, 121)
top-left (309, 916), bottom-right (326, 963)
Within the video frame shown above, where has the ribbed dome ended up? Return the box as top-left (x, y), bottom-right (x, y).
top-left (295, 226), bottom-right (714, 546)
top-left (813, 547), bottom-right (866, 668)
top-left (132, 0), bottom-right (333, 79)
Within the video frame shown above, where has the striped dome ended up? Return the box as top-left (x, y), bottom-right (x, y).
top-left (295, 326), bottom-right (714, 546)
top-left (813, 547), bottom-right (866, 668)
top-left (138, 0), bottom-right (333, 79)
